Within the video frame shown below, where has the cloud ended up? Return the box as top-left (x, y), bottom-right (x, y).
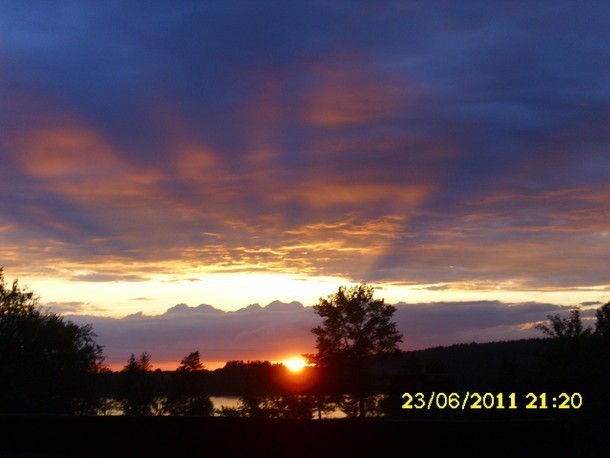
top-left (162, 277), bottom-right (201, 284)
top-left (417, 284), bottom-right (451, 291)
top-left (69, 300), bottom-right (317, 368)
top-left (391, 301), bottom-right (566, 349)
top-left (1, 1), bottom-right (609, 295)
top-left (43, 301), bottom-right (89, 314)
top-left (305, 56), bottom-right (412, 127)
top-left (71, 274), bottom-right (149, 283)
top-left (65, 299), bottom-right (592, 369)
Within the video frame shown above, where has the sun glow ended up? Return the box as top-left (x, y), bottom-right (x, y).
top-left (283, 356), bottom-right (308, 372)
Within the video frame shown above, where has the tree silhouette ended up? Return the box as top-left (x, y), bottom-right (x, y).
top-left (219, 393), bottom-right (318, 419)
top-left (164, 350), bottom-right (213, 416)
top-left (0, 268), bottom-right (105, 414)
top-left (119, 352), bottom-right (158, 415)
top-left (594, 301), bottom-right (610, 341)
top-left (533, 305), bottom-right (600, 401)
top-left (307, 284), bottom-right (403, 417)
top-left (125, 352), bottom-right (153, 371)
top-left (592, 302), bottom-right (610, 417)
top-left (535, 307), bottom-right (592, 339)
top-left (178, 350), bottom-right (204, 371)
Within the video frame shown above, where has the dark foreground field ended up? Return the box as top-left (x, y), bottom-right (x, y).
top-left (0, 416), bottom-right (607, 457)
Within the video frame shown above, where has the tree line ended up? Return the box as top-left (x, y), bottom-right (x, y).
top-left (1, 269), bottom-right (608, 419)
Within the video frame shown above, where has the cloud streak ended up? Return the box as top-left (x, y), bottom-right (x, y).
top-left (1, 1), bottom-right (609, 303)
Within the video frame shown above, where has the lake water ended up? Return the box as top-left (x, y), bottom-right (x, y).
top-left (98, 396), bottom-right (347, 418)
top-left (210, 396), bottom-right (347, 419)
top-left (209, 396), bottom-right (240, 411)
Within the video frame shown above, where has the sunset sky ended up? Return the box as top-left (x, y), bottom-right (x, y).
top-left (1, 1), bottom-right (608, 368)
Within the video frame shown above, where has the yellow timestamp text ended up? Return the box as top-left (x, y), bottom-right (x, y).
top-left (401, 392), bottom-right (583, 410)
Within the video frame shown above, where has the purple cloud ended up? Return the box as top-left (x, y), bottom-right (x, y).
top-left (1, 1), bottom-right (609, 294)
top-left (66, 299), bottom-right (588, 369)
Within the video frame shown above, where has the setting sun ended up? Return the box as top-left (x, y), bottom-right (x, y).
top-left (283, 357), bottom-right (308, 372)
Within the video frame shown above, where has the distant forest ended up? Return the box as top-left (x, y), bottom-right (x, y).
top-left (1, 271), bottom-right (608, 420)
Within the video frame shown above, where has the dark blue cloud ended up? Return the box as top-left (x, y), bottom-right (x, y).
top-left (1, 1), bottom-right (609, 290)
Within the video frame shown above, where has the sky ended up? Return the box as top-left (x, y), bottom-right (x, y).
top-left (1, 1), bottom-right (609, 367)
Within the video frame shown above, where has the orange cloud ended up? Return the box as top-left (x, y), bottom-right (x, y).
top-left (21, 129), bottom-right (116, 176)
top-left (288, 182), bottom-right (430, 208)
top-left (306, 58), bottom-right (410, 127)
top-left (14, 125), bottom-right (164, 199)
top-left (173, 145), bottom-right (220, 181)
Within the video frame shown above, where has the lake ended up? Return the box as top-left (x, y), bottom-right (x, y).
top-left (97, 396), bottom-right (348, 418)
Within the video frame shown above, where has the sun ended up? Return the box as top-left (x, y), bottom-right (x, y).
top-left (283, 356), bottom-right (308, 372)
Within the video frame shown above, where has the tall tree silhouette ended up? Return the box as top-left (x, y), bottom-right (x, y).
top-left (164, 350), bottom-right (213, 416)
top-left (0, 268), bottom-right (105, 414)
top-left (119, 352), bottom-right (158, 415)
top-left (306, 284), bottom-right (402, 417)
